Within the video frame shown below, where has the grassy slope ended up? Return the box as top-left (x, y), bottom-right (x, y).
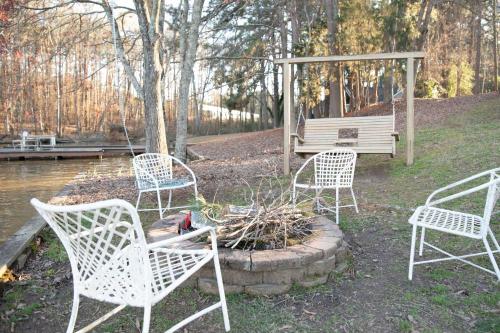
top-left (362, 98), bottom-right (498, 206)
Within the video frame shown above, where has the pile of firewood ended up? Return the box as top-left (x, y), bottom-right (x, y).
top-left (196, 182), bottom-right (314, 250)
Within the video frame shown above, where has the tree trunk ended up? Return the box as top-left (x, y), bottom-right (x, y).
top-left (133, 0), bottom-right (168, 154)
top-left (260, 60), bottom-right (268, 130)
top-left (492, 0), bottom-right (498, 92)
top-left (56, 52), bottom-right (62, 137)
top-left (415, 0), bottom-right (436, 51)
top-left (280, 3), bottom-right (287, 127)
top-left (142, 40), bottom-right (168, 154)
top-left (192, 76), bottom-right (201, 135)
top-left (325, 0), bottom-right (341, 118)
top-left (175, 0), bottom-right (204, 162)
top-left (456, 64), bottom-right (462, 97)
top-left (473, 0), bottom-right (482, 95)
top-left (355, 66), bottom-right (361, 113)
top-left (73, 49), bottom-right (80, 134)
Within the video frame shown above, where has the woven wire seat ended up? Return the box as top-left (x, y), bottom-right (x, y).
top-left (411, 207), bottom-right (484, 238)
top-left (408, 167), bottom-right (500, 281)
top-left (133, 153), bottom-right (198, 218)
top-left (138, 178), bottom-right (192, 191)
top-left (292, 148), bottom-right (358, 224)
top-left (31, 198), bottom-right (230, 333)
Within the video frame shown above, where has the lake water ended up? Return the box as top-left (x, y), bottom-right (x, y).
top-left (0, 157), bottom-right (131, 244)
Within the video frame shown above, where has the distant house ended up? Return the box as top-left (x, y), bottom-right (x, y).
top-left (201, 104), bottom-right (260, 121)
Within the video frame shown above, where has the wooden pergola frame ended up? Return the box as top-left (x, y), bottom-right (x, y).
top-left (275, 51), bottom-right (426, 175)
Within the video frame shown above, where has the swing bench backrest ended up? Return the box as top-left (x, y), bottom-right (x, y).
top-left (294, 115), bottom-right (398, 157)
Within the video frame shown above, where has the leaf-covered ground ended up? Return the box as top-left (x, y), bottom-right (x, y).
top-left (1, 93), bottom-right (499, 333)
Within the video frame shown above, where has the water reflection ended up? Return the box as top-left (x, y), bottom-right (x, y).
top-left (0, 157), bottom-right (132, 244)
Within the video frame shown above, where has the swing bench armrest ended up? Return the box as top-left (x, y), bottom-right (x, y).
top-left (291, 133), bottom-right (305, 144)
top-left (391, 132), bottom-right (400, 141)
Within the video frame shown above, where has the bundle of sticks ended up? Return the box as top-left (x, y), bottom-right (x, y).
top-left (197, 187), bottom-right (314, 250)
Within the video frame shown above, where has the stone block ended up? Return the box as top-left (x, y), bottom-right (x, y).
top-left (221, 268), bottom-right (263, 285)
top-left (15, 252), bottom-right (29, 271)
top-left (335, 241), bottom-right (350, 264)
top-left (198, 278), bottom-right (243, 295)
top-left (250, 250), bottom-right (302, 272)
top-left (244, 283), bottom-right (291, 296)
top-left (298, 274), bottom-right (328, 288)
top-left (262, 268), bottom-right (305, 285)
top-left (287, 245), bottom-right (323, 266)
top-left (307, 254), bottom-right (336, 276)
top-left (213, 249), bottom-right (252, 271)
top-left (333, 262), bottom-right (349, 275)
top-left (311, 216), bottom-right (331, 227)
top-left (304, 236), bottom-right (342, 259)
top-left (196, 267), bottom-right (215, 279)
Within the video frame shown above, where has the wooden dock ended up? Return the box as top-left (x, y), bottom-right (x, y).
top-left (0, 145), bottom-right (145, 160)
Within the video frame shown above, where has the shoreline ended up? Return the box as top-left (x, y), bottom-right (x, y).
top-left (0, 185), bottom-right (74, 277)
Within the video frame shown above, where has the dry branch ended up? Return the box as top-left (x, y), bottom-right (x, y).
top-left (197, 172), bottom-right (314, 250)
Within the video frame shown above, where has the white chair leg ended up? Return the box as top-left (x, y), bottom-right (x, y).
top-left (142, 304), bottom-right (151, 333)
top-left (135, 191), bottom-right (142, 210)
top-left (213, 256), bottom-right (230, 332)
top-left (194, 182), bottom-right (199, 200)
top-left (167, 190), bottom-right (172, 209)
top-left (488, 228), bottom-right (500, 252)
top-left (408, 224), bottom-right (417, 280)
top-left (66, 293), bottom-right (79, 333)
top-left (419, 227), bottom-right (426, 256)
top-left (335, 187), bottom-right (340, 224)
top-left (157, 190), bottom-right (163, 219)
top-left (315, 188), bottom-right (321, 212)
top-left (350, 187), bottom-right (359, 213)
top-left (483, 236), bottom-right (500, 281)
top-left (292, 186), bottom-right (297, 207)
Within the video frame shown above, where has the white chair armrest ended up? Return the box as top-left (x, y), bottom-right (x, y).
top-left (170, 155), bottom-right (197, 183)
top-left (293, 154), bottom-right (316, 186)
top-left (425, 168), bottom-right (499, 206)
top-left (147, 226), bottom-right (215, 250)
top-left (426, 176), bottom-right (500, 207)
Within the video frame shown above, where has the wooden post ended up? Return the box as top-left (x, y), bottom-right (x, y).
top-left (290, 66), bottom-right (297, 133)
top-left (283, 62), bottom-right (291, 175)
top-left (406, 57), bottom-right (415, 166)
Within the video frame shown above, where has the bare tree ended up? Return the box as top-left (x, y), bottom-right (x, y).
top-left (324, 0), bottom-right (342, 118)
top-left (473, 0), bottom-right (483, 94)
top-left (493, 0), bottom-right (498, 92)
top-left (175, 0), bottom-right (205, 162)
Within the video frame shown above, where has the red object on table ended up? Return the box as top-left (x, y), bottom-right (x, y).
top-left (180, 211), bottom-right (191, 230)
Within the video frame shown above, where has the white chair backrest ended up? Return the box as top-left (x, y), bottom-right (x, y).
top-left (31, 198), bottom-right (151, 305)
top-left (133, 153), bottom-right (173, 188)
top-left (483, 171), bottom-right (500, 226)
top-left (313, 149), bottom-right (357, 187)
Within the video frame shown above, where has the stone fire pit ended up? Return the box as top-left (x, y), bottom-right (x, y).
top-left (148, 215), bottom-right (349, 296)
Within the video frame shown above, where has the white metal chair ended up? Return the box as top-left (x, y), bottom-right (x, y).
top-left (31, 198), bottom-right (230, 333)
top-left (133, 153), bottom-right (198, 219)
top-left (292, 148), bottom-right (358, 224)
top-left (408, 168), bottom-right (500, 281)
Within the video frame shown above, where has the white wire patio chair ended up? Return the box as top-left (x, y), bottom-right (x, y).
top-left (408, 167), bottom-right (500, 281)
top-left (292, 148), bottom-right (359, 224)
top-left (133, 153), bottom-right (198, 219)
top-left (31, 198), bottom-right (230, 333)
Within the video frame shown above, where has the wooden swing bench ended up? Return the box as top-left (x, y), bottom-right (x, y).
top-left (292, 115), bottom-right (399, 158)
